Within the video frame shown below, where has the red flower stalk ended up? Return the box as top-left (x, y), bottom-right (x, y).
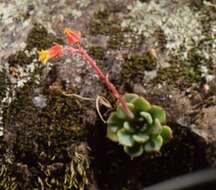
top-left (77, 47), bottom-right (134, 119)
top-left (38, 28), bottom-right (133, 119)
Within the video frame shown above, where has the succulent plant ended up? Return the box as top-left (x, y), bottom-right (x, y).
top-left (38, 29), bottom-right (173, 159)
top-left (107, 93), bottom-right (173, 159)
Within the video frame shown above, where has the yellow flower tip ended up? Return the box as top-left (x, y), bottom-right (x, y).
top-left (38, 50), bottom-right (49, 64)
top-left (38, 44), bottom-right (63, 64)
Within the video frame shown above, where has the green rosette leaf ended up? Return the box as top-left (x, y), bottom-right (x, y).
top-left (117, 129), bottom-right (134, 147)
top-left (144, 135), bottom-right (163, 152)
top-left (123, 93), bottom-right (139, 103)
top-left (123, 121), bottom-right (134, 132)
top-left (116, 103), bottom-right (135, 120)
top-left (107, 112), bottom-right (123, 126)
top-left (132, 133), bottom-right (149, 143)
top-left (116, 105), bottom-right (128, 120)
top-left (150, 105), bottom-right (166, 124)
top-left (147, 118), bottom-right (162, 136)
top-left (161, 125), bottom-right (173, 144)
top-left (106, 126), bottom-right (119, 142)
top-left (131, 97), bottom-right (151, 112)
top-left (140, 111), bottom-right (153, 124)
top-left (124, 145), bottom-right (144, 159)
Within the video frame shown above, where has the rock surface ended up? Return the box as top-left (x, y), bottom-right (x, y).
top-left (0, 0), bottom-right (216, 189)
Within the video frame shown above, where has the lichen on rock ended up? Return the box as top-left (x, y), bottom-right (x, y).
top-left (121, 0), bottom-right (203, 57)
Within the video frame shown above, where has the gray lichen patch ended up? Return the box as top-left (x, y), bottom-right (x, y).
top-left (121, 0), bottom-right (203, 57)
top-left (0, 0), bottom-right (93, 59)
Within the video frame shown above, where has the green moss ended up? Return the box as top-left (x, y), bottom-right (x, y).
top-left (8, 51), bottom-right (33, 66)
top-left (201, 79), bottom-right (216, 107)
top-left (154, 33), bottom-right (216, 90)
top-left (108, 32), bottom-right (124, 49)
top-left (154, 60), bottom-right (202, 90)
top-left (2, 78), bottom-right (94, 189)
top-left (1, 22), bottom-right (96, 189)
top-left (87, 46), bottom-right (110, 73)
top-left (155, 66), bottom-right (194, 89)
top-left (0, 71), bottom-right (9, 102)
top-left (154, 28), bottom-right (167, 51)
top-left (7, 24), bottom-right (64, 67)
top-left (26, 23), bottom-right (63, 50)
top-left (0, 143), bottom-right (17, 190)
top-left (0, 165), bottom-right (17, 190)
top-left (89, 10), bottom-right (124, 49)
top-left (121, 52), bottom-right (157, 87)
top-left (89, 10), bottom-right (121, 35)
top-left (4, 80), bottom-right (90, 147)
top-left (88, 46), bottom-right (105, 60)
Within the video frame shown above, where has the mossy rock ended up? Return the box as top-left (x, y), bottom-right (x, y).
top-left (26, 23), bottom-right (63, 50)
top-left (89, 9), bottom-right (124, 49)
top-left (88, 46), bottom-right (105, 60)
top-left (7, 23), bottom-right (64, 67)
top-left (0, 71), bottom-right (9, 102)
top-left (154, 64), bottom-right (202, 90)
top-left (8, 51), bottom-right (33, 66)
top-left (89, 10), bottom-right (121, 36)
top-left (121, 52), bottom-right (157, 88)
top-left (1, 75), bottom-right (95, 189)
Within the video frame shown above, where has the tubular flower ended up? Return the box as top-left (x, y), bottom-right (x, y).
top-left (38, 43), bottom-right (63, 64)
top-left (64, 28), bottom-right (81, 45)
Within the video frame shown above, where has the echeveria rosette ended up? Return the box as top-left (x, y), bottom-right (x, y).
top-left (106, 93), bottom-right (173, 159)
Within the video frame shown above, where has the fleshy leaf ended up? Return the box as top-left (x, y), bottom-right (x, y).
top-left (144, 135), bottom-right (163, 152)
top-left (150, 105), bottom-right (166, 124)
top-left (116, 105), bottom-right (128, 120)
top-left (110, 126), bottom-right (119, 133)
top-left (106, 93), bottom-right (172, 158)
top-left (161, 126), bottom-right (173, 144)
top-left (106, 127), bottom-right (118, 142)
top-left (131, 97), bottom-right (151, 112)
top-left (132, 134), bottom-right (149, 143)
top-left (127, 102), bottom-right (135, 112)
top-left (148, 118), bottom-right (162, 136)
top-left (117, 129), bottom-right (134, 147)
top-left (107, 112), bottom-right (122, 126)
top-left (140, 111), bottom-right (153, 124)
top-left (123, 121), bottom-right (133, 132)
top-left (124, 145), bottom-right (144, 159)
top-left (123, 93), bottom-right (139, 103)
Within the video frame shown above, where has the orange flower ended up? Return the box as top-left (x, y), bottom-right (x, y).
top-left (64, 28), bottom-right (81, 45)
top-left (38, 43), bottom-right (63, 64)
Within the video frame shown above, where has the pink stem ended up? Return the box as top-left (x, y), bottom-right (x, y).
top-left (65, 47), bottom-right (133, 119)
